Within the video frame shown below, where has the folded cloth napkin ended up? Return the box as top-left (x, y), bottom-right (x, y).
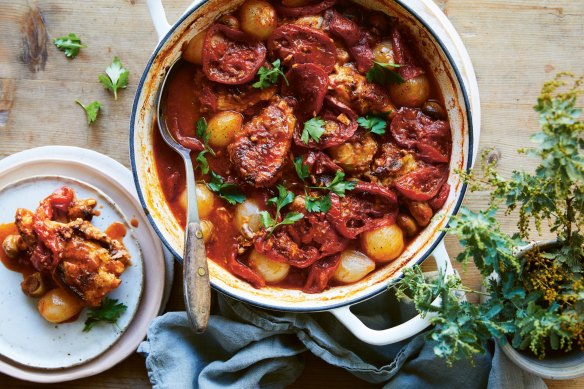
top-left (138, 290), bottom-right (546, 389)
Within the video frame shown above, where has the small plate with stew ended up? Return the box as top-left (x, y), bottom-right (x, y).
top-left (0, 175), bottom-right (144, 369)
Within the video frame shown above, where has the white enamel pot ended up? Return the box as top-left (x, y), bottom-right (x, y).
top-left (131, 0), bottom-right (481, 345)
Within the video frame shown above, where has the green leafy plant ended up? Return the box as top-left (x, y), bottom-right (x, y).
top-left (366, 61), bottom-right (404, 86)
top-left (83, 297), bottom-right (127, 332)
top-left (394, 73), bottom-right (584, 366)
top-left (207, 172), bottom-right (245, 205)
top-left (98, 56), bottom-right (129, 100)
top-left (260, 185), bottom-right (304, 235)
top-left (253, 59), bottom-right (289, 89)
top-left (75, 100), bottom-right (102, 124)
top-left (53, 33), bottom-right (85, 58)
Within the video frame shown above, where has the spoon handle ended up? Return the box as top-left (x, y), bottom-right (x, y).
top-left (183, 221), bottom-right (210, 333)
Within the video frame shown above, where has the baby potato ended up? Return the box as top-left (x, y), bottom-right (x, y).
top-left (196, 184), bottom-right (215, 218)
top-left (389, 74), bottom-right (431, 108)
top-left (200, 220), bottom-right (214, 243)
top-left (182, 30), bottom-right (206, 65)
top-left (373, 40), bottom-right (395, 64)
top-left (38, 288), bottom-right (83, 323)
top-left (207, 111), bottom-right (243, 148)
top-left (234, 199), bottom-right (262, 233)
top-left (249, 249), bottom-right (290, 283)
top-left (360, 224), bottom-right (405, 263)
top-left (333, 250), bottom-right (376, 284)
top-left (239, 0), bottom-right (278, 41)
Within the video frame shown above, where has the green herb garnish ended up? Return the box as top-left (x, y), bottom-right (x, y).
top-left (253, 59), bottom-right (289, 89)
top-left (53, 33), bottom-right (85, 58)
top-left (366, 61), bottom-right (404, 86)
top-left (301, 117), bottom-right (326, 144)
top-left (305, 194), bottom-right (332, 213)
top-left (83, 297), bottom-right (127, 332)
top-left (75, 100), bottom-right (102, 124)
top-left (310, 170), bottom-right (356, 197)
top-left (98, 56), bottom-right (129, 100)
top-left (357, 115), bottom-right (387, 135)
top-left (207, 172), bottom-right (245, 205)
top-left (293, 156), bottom-right (310, 181)
top-left (260, 185), bottom-right (304, 234)
top-left (194, 118), bottom-right (216, 174)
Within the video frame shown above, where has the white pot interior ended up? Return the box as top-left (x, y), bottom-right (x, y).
top-left (131, 0), bottom-right (473, 311)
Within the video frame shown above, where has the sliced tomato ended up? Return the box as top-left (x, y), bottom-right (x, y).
top-left (268, 24), bottom-right (336, 73)
top-left (282, 63), bottom-right (329, 119)
top-left (428, 183), bottom-right (450, 210)
top-left (202, 24), bottom-right (266, 85)
top-left (394, 165), bottom-right (448, 201)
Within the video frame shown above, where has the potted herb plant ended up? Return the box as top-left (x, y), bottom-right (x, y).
top-left (395, 73), bottom-right (584, 379)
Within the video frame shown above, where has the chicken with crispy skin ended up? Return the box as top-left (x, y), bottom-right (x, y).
top-left (4, 187), bottom-right (130, 308)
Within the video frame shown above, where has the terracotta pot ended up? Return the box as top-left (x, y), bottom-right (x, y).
top-left (130, 0), bottom-right (480, 345)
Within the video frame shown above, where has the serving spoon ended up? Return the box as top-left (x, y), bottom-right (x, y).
top-left (156, 60), bottom-right (210, 333)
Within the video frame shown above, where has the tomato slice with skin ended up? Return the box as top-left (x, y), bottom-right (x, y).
top-left (394, 165), bottom-right (448, 202)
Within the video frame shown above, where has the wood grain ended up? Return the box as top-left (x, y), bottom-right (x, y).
top-left (0, 0), bottom-right (583, 387)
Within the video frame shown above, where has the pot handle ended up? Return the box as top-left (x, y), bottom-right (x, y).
top-left (147, 0), bottom-right (172, 42)
top-left (330, 240), bottom-right (455, 346)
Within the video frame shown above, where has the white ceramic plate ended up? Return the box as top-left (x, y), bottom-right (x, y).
top-left (0, 175), bottom-right (144, 369)
top-left (0, 146), bottom-right (171, 383)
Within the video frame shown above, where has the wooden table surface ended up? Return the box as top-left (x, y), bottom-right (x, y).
top-left (0, 0), bottom-right (582, 387)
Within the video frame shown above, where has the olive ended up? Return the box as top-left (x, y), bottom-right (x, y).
top-left (397, 214), bottom-right (418, 237)
top-left (422, 100), bottom-right (446, 120)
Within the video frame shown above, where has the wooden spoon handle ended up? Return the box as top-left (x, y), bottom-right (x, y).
top-left (183, 221), bottom-right (210, 333)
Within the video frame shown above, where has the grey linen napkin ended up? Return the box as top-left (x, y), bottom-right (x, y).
top-left (138, 290), bottom-right (546, 389)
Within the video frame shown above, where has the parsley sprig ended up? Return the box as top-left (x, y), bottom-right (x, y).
top-left (83, 297), bottom-right (127, 332)
top-left (310, 170), bottom-right (356, 197)
top-left (194, 118), bottom-right (216, 174)
top-left (357, 115), bottom-right (387, 135)
top-left (207, 172), bottom-right (245, 205)
top-left (366, 61), bottom-right (404, 86)
top-left (253, 59), bottom-right (289, 89)
top-left (301, 117), bottom-right (326, 144)
top-left (53, 33), bottom-right (85, 58)
top-left (75, 100), bottom-right (102, 124)
top-left (293, 156), bottom-right (310, 181)
top-left (260, 185), bottom-right (304, 235)
top-left (98, 56), bottom-right (129, 100)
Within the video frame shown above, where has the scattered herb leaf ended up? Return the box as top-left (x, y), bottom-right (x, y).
top-left (357, 115), bottom-right (387, 135)
top-left (98, 56), bottom-right (129, 100)
top-left (366, 61), bottom-right (404, 86)
top-left (301, 117), bottom-right (326, 144)
top-left (83, 297), bottom-right (127, 332)
top-left (194, 118), bottom-right (216, 174)
top-left (260, 185), bottom-right (304, 234)
top-left (75, 100), bottom-right (102, 124)
top-left (305, 194), bottom-right (332, 213)
top-left (310, 171), bottom-right (356, 197)
top-left (207, 172), bottom-right (245, 205)
top-left (196, 150), bottom-right (209, 174)
top-left (253, 59), bottom-right (289, 89)
top-left (53, 33), bottom-right (85, 58)
top-left (293, 156), bottom-right (310, 181)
